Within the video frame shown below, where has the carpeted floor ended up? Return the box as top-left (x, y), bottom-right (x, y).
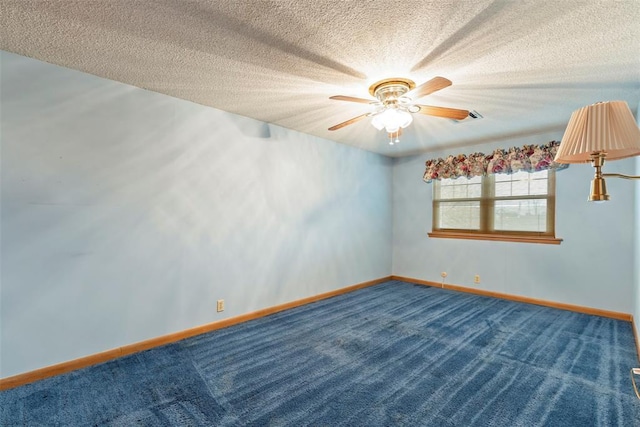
top-left (2, 280), bottom-right (639, 426)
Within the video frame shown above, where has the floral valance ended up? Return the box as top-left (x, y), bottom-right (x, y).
top-left (423, 141), bottom-right (569, 183)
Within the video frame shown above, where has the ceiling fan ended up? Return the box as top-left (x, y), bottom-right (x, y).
top-left (328, 76), bottom-right (469, 144)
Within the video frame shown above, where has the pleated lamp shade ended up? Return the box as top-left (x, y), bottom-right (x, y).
top-left (555, 101), bottom-right (640, 164)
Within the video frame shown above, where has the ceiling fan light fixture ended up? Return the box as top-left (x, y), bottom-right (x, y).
top-left (371, 108), bottom-right (413, 133)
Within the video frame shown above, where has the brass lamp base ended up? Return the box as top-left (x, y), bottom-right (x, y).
top-left (589, 177), bottom-right (609, 202)
top-left (588, 152), bottom-right (640, 202)
top-left (589, 153), bottom-right (610, 202)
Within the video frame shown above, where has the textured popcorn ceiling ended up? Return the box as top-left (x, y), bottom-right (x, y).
top-left (1, 0), bottom-right (639, 157)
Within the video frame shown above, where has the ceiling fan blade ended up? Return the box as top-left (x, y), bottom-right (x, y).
top-left (329, 95), bottom-right (376, 104)
top-left (328, 113), bottom-right (369, 131)
top-left (408, 76), bottom-right (452, 99)
top-left (415, 105), bottom-right (469, 120)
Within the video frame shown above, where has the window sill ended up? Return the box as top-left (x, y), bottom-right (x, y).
top-left (428, 231), bottom-right (563, 245)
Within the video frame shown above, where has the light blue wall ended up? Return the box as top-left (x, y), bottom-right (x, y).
top-left (392, 133), bottom-right (636, 314)
top-left (0, 51), bottom-right (393, 377)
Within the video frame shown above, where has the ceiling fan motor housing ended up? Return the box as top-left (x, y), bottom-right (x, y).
top-left (369, 78), bottom-right (416, 107)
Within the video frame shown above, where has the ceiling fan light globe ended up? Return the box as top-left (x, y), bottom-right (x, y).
top-left (371, 115), bottom-right (386, 130)
top-left (371, 108), bottom-right (395, 130)
top-left (398, 110), bottom-right (413, 128)
top-left (371, 108), bottom-right (413, 133)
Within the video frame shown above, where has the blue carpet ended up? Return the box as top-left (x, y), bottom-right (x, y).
top-left (2, 281), bottom-right (639, 426)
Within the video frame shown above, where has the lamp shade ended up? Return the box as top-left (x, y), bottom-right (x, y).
top-left (554, 101), bottom-right (640, 164)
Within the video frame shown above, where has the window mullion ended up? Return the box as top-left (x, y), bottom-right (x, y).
top-left (547, 171), bottom-right (556, 236)
top-left (481, 174), bottom-right (494, 233)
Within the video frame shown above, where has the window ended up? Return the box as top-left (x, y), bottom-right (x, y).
top-left (429, 170), bottom-right (561, 244)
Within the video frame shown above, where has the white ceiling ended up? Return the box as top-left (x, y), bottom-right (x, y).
top-left (1, 1), bottom-right (639, 157)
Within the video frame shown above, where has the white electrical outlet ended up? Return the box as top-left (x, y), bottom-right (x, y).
top-left (474, 275), bottom-right (481, 284)
top-left (217, 299), bottom-right (225, 312)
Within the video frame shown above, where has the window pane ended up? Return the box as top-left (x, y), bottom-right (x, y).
top-left (494, 170), bottom-right (548, 197)
top-left (529, 170), bottom-right (549, 195)
top-left (495, 181), bottom-right (511, 197)
top-left (438, 201), bottom-right (480, 229)
top-left (436, 176), bottom-right (481, 199)
top-left (494, 199), bottom-right (547, 232)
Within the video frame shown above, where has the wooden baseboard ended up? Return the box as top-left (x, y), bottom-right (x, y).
top-left (392, 276), bottom-right (443, 288)
top-left (391, 275), bottom-right (633, 322)
top-left (0, 276), bottom-right (391, 391)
